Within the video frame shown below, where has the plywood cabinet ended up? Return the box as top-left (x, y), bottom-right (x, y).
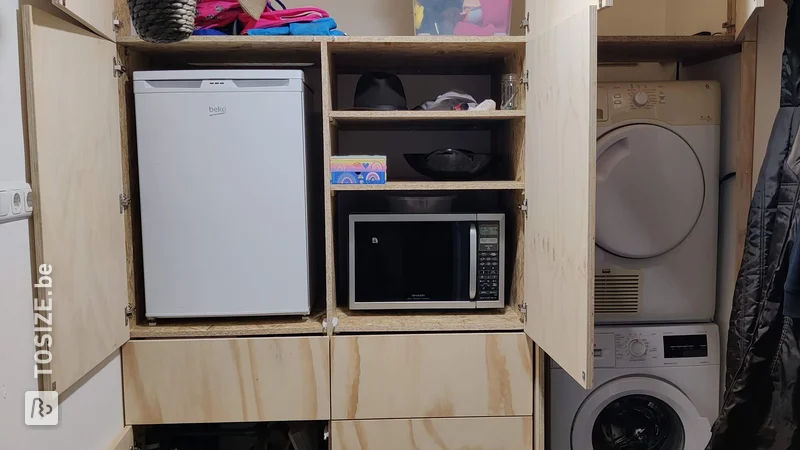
top-left (331, 417), bottom-right (533, 450)
top-left (331, 333), bottom-right (533, 420)
top-left (16, 0), bottom-right (762, 448)
top-left (121, 337), bottom-right (331, 424)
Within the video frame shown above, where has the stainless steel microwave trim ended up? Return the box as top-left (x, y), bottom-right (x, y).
top-left (348, 213), bottom-right (506, 310)
top-left (469, 223), bottom-right (477, 299)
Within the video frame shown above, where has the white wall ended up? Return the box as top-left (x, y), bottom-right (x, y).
top-left (0, 2), bottom-right (124, 448)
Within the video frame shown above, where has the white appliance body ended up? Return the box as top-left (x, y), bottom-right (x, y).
top-left (550, 323), bottom-right (720, 450)
top-left (595, 81), bottom-right (720, 323)
top-left (134, 70), bottom-right (312, 318)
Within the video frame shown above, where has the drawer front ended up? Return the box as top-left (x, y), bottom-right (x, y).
top-left (331, 333), bottom-right (533, 420)
top-left (332, 417), bottom-right (533, 450)
top-left (122, 337), bottom-right (330, 424)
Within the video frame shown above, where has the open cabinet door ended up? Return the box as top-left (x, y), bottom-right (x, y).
top-left (736, 0), bottom-right (763, 39)
top-left (22, 6), bottom-right (129, 394)
top-left (523, 0), bottom-right (597, 389)
top-left (50, 0), bottom-right (116, 40)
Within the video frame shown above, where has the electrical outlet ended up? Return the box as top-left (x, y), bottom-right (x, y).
top-left (0, 182), bottom-right (33, 225)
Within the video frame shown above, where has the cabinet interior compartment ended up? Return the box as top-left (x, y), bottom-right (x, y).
top-left (328, 189), bottom-right (525, 333)
top-left (118, 47), bottom-right (328, 338)
top-left (133, 422), bottom-right (328, 450)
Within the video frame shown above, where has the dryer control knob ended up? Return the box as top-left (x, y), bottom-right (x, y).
top-left (633, 91), bottom-right (649, 107)
top-left (628, 339), bottom-right (647, 357)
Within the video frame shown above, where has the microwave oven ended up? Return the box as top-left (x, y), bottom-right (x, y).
top-left (348, 213), bottom-right (505, 310)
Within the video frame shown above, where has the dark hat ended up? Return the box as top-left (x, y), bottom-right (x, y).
top-left (353, 72), bottom-right (408, 110)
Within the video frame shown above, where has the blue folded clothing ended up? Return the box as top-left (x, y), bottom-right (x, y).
top-left (248, 17), bottom-right (345, 36)
top-left (193, 28), bottom-right (227, 35)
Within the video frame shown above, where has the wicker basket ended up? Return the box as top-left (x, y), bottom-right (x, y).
top-left (129, 0), bottom-right (197, 43)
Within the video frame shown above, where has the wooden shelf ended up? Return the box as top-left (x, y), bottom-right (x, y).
top-left (598, 35), bottom-right (741, 63)
top-left (333, 305), bottom-right (524, 334)
top-left (129, 310), bottom-right (325, 339)
top-left (329, 110), bottom-right (525, 123)
top-left (117, 35), bottom-right (324, 52)
top-left (330, 181), bottom-right (525, 191)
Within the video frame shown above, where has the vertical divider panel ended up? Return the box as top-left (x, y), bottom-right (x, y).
top-left (534, 345), bottom-right (546, 450)
top-left (321, 41), bottom-right (336, 336)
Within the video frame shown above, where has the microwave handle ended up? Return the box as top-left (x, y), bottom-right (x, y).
top-left (469, 223), bottom-right (477, 300)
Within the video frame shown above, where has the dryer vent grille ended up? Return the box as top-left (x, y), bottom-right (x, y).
top-left (595, 269), bottom-right (642, 315)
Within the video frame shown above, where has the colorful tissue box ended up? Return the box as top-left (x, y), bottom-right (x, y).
top-left (331, 156), bottom-right (387, 184)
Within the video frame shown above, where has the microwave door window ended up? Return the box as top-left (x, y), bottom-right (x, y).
top-left (354, 221), bottom-right (470, 302)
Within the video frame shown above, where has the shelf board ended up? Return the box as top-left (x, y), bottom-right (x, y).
top-left (330, 181), bottom-right (525, 191)
top-left (130, 310), bottom-right (325, 339)
top-left (117, 35), bottom-right (324, 52)
top-left (598, 35), bottom-right (741, 63)
top-left (334, 305), bottom-right (524, 334)
top-left (329, 110), bottom-right (525, 123)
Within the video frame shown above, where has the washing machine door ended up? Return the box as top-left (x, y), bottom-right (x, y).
top-left (596, 124), bottom-right (705, 259)
top-left (571, 376), bottom-right (711, 450)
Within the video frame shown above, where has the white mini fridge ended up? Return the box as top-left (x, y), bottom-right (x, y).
top-left (133, 70), bottom-right (312, 318)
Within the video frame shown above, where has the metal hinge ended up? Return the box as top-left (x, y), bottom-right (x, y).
top-left (518, 198), bottom-right (528, 219)
top-left (518, 302), bottom-right (527, 321)
top-left (323, 424), bottom-right (330, 440)
top-left (519, 12), bottom-right (529, 33)
top-left (722, 21), bottom-right (734, 29)
top-left (597, 0), bottom-right (613, 10)
top-left (113, 56), bottom-right (127, 77)
top-left (520, 71), bottom-right (529, 91)
top-left (125, 304), bottom-right (135, 325)
top-left (119, 193), bottom-right (131, 213)
top-left (112, 16), bottom-right (123, 31)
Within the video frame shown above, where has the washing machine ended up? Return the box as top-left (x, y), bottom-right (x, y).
top-left (550, 323), bottom-right (720, 450)
top-left (595, 81), bottom-right (720, 323)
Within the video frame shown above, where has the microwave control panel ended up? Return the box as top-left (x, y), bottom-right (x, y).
top-left (478, 221), bottom-right (501, 300)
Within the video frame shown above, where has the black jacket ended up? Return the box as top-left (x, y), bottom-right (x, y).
top-left (709, 2), bottom-right (800, 447)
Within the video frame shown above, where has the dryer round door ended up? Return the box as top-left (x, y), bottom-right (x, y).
top-left (572, 376), bottom-right (711, 450)
top-left (596, 124), bottom-right (705, 259)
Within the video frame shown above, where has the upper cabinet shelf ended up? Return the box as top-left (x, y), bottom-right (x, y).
top-left (598, 35), bottom-right (741, 63)
top-left (329, 110), bottom-right (525, 123)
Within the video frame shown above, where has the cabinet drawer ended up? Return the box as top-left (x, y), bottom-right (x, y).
top-left (122, 337), bottom-right (330, 424)
top-left (332, 417), bottom-right (533, 450)
top-left (331, 333), bottom-right (532, 420)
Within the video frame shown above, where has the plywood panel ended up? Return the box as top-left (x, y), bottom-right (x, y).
top-left (108, 427), bottom-right (133, 450)
top-left (524, 0), bottom-right (595, 389)
top-left (331, 333), bottom-right (532, 420)
top-left (122, 337), bottom-right (331, 423)
top-left (331, 417), bottom-right (533, 450)
top-left (334, 306), bottom-right (524, 333)
top-left (736, 0), bottom-right (764, 40)
top-left (52, 0), bottom-right (116, 40)
top-left (22, 6), bottom-right (128, 393)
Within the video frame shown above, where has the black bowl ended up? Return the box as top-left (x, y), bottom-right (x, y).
top-left (404, 149), bottom-right (498, 181)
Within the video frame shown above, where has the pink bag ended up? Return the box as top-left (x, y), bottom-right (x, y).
top-left (239, 6), bottom-right (329, 33)
top-left (195, 0), bottom-right (241, 29)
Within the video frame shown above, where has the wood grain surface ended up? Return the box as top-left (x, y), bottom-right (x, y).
top-left (334, 306), bottom-right (524, 334)
top-left (331, 333), bottom-right (532, 420)
top-left (108, 427), bottom-right (133, 450)
top-left (330, 181), bottom-right (525, 191)
top-left (331, 417), bottom-right (533, 450)
top-left (524, 0), bottom-right (596, 389)
top-left (22, 6), bottom-right (129, 393)
top-left (122, 337), bottom-right (330, 423)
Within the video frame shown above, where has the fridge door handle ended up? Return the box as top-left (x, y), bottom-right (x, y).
top-left (470, 223), bottom-right (477, 300)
